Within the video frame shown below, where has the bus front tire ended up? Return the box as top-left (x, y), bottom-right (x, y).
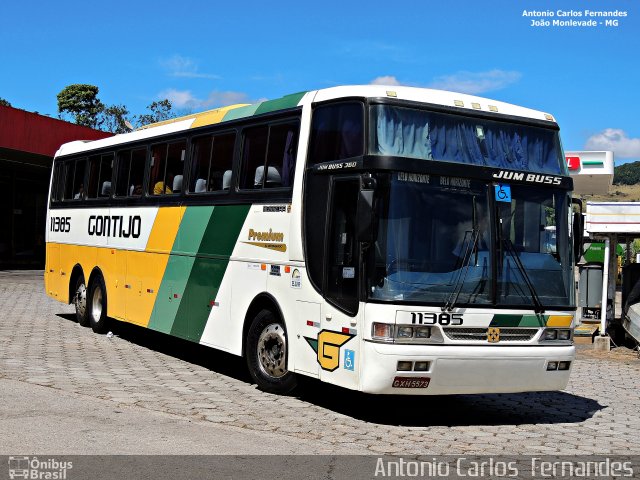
top-left (73, 275), bottom-right (90, 327)
top-left (88, 275), bottom-right (109, 334)
top-left (246, 309), bottom-right (297, 394)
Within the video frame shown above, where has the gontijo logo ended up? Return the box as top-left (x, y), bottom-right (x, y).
top-left (304, 330), bottom-right (354, 371)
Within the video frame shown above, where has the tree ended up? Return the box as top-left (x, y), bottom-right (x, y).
top-left (57, 84), bottom-right (105, 129)
top-left (136, 99), bottom-right (174, 126)
top-left (101, 104), bottom-right (131, 134)
top-left (0, 97), bottom-right (11, 107)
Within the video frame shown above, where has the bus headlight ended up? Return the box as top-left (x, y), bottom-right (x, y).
top-left (558, 329), bottom-right (572, 341)
top-left (397, 326), bottom-right (413, 338)
top-left (541, 328), bottom-right (572, 342)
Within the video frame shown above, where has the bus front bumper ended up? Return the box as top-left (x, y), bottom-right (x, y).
top-left (360, 342), bottom-right (575, 395)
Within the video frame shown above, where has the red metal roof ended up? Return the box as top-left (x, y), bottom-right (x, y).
top-left (0, 104), bottom-right (113, 158)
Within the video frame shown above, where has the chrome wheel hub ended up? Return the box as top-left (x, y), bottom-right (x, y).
top-left (91, 286), bottom-right (103, 323)
top-left (257, 323), bottom-right (287, 378)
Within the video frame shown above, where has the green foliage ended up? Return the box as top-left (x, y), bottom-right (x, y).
top-left (56, 84), bottom-right (176, 133)
top-left (136, 99), bottom-right (175, 126)
top-left (0, 97), bottom-right (11, 107)
top-left (57, 84), bottom-right (105, 129)
top-left (613, 161), bottom-right (640, 185)
top-left (101, 104), bottom-right (131, 134)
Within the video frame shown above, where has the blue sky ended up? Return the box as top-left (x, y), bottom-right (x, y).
top-left (1, 0), bottom-right (638, 164)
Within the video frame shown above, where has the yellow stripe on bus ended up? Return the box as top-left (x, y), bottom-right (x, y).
top-left (546, 315), bottom-right (573, 327)
top-left (125, 206), bottom-right (186, 327)
top-left (190, 104), bottom-right (249, 128)
top-left (146, 206), bottom-right (185, 253)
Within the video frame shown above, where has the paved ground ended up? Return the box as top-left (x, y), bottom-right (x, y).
top-left (1, 270), bottom-right (639, 455)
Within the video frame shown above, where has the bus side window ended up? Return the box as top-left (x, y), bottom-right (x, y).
top-left (51, 162), bottom-right (65, 201)
top-left (210, 133), bottom-right (235, 191)
top-left (98, 154), bottom-right (114, 197)
top-left (240, 126), bottom-right (268, 189)
top-left (62, 158), bottom-right (86, 201)
top-left (265, 122), bottom-right (298, 188)
top-left (114, 150), bottom-right (132, 197)
top-left (189, 135), bottom-right (213, 193)
top-left (149, 140), bottom-right (185, 195)
top-left (309, 103), bottom-right (364, 164)
top-left (87, 154), bottom-right (113, 199)
top-left (128, 148), bottom-right (146, 196)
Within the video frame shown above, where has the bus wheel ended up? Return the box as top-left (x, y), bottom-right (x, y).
top-left (246, 309), bottom-right (297, 394)
top-left (73, 275), bottom-right (90, 327)
top-left (88, 275), bottom-right (109, 334)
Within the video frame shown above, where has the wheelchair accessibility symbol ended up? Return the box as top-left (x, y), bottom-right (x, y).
top-left (344, 349), bottom-right (355, 371)
top-left (495, 184), bottom-right (511, 203)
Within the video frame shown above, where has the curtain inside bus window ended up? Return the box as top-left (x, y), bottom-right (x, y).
top-left (375, 107), bottom-right (433, 159)
top-left (309, 102), bottom-right (364, 164)
top-left (372, 105), bottom-right (564, 175)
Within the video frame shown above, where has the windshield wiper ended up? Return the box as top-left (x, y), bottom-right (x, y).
top-left (502, 238), bottom-right (545, 314)
top-left (443, 228), bottom-right (479, 312)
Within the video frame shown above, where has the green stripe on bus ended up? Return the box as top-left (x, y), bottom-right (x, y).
top-left (221, 104), bottom-right (261, 122)
top-left (148, 207), bottom-right (215, 333)
top-left (169, 204), bottom-right (251, 341)
top-left (253, 92), bottom-right (307, 116)
top-left (490, 314), bottom-right (547, 327)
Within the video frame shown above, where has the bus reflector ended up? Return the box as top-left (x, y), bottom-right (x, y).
top-left (284, 266), bottom-right (291, 273)
top-left (261, 264), bottom-right (267, 271)
top-left (307, 320), bottom-right (313, 326)
top-left (454, 100), bottom-right (464, 107)
top-left (488, 105), bottom-right (498, 112)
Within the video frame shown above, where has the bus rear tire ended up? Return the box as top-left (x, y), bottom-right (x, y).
top-left (73, 274), bottom-right (90, 327)
top-left (246, 309), bottom-right (297, 394)
top-left (88, 275), bottom-right (109, 334)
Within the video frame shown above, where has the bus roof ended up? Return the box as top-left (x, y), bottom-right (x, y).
top-left (55, 85), bottom-right (557, 158)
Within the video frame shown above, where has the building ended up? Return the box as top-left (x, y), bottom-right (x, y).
top-left (0, 105), bottom-right (112, 268)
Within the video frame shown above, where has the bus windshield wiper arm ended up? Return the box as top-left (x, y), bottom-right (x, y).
top-left (443, 228), bottom-right (479, 312)
top-left (502, 238), bottom-right (545, 314)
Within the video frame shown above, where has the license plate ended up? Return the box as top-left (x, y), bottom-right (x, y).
top-left (392, 377), bottom-right (430, 388)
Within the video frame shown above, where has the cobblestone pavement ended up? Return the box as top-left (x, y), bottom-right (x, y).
top-left (1, 271), bottom-right (639, 455)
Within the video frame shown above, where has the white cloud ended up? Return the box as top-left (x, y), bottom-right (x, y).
top-left (159, 89), bottom-right (200, 109)
top-left (370, 76), bottom-right (402, 86)
top-left (158, 89), bottom-right (256, 110)
top-left (428, 70), bottom-right (522, 94)
top-left (203, 91), bottom-right (253, 107)
top-left (585, 129), bottom-right (640, 158)
top-left (369, 70), bottom-right (521, 94)
top-left (160, 55), bottom-right (220, 79)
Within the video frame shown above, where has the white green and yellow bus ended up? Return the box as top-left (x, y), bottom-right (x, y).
top-left (45, 85), bottom-right (581, 395)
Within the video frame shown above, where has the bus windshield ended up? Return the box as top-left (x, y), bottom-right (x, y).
top-left (371, 105), bottom-right (567, 175)
top-left (368, 174), bottom-right (573, 308)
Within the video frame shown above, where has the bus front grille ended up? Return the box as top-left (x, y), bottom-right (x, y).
top-left (443, 328), bottom-right (538, 342)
